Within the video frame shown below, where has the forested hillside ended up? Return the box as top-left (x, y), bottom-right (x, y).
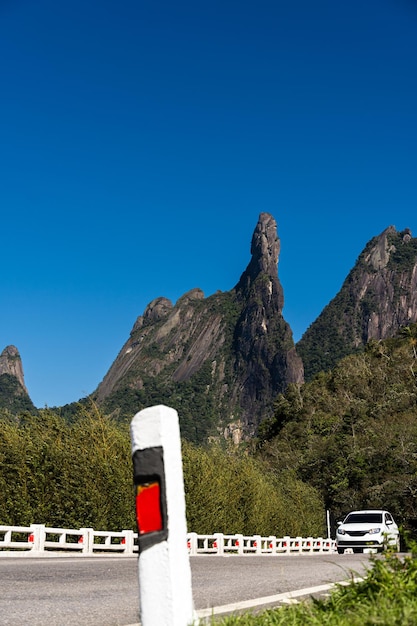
top-left (259, 323), bottom-right (417, 531)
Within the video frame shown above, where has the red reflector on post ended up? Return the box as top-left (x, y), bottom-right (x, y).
top-left (136, 481), bottom-right (163, 534)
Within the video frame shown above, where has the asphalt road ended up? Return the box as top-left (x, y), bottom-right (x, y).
top-left (0, 553), bottom-right (373, 625)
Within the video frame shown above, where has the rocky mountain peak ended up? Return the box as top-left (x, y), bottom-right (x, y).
top-left (132, 297), bottom-right (173, 332)
top-left (231, 213), bottom-right (303, 431)
top-left (364, 225), bottom-right (415, 272)
top-left (249, 212), bottom-right (280, 277)
top-left (365, 225), bottom-right (397, 271)
top-left (235, 213), bottom-right (282, 299)
top-left (95, 212), bottom-right (303, 440)
top-left (0, 345), bottom-right (27, 392)
top-left (297, 224), bottom-right (417, 380)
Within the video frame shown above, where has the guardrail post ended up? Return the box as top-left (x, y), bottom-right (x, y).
top-left (268, 536), bottom-right (276, 554)
top-left (131, 405), bottom-right (195, 626)
top-left (79, 528), bottom-right (93, 554)
top-left (235, 533), bottom-right (244, 555)
top-left (187, 532), bottom-right (197, 556)
top-left (254, 535), bottom-right (262, 555)
top-left (122, 530), bottom-right (135, 555)
top-left (213, 533), bottom-right (224, 555)
top-left (29, 524), bottom-right (45, 552)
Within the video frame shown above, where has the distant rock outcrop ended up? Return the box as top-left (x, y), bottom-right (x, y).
top-left (0, 345), bottom-right (37, 414)
top-left (0, 345), bottom-right (27, 392)
top-left (95, 213), bottom-right (303, 441)
top-left (297, 226), bottom-right (417, 380)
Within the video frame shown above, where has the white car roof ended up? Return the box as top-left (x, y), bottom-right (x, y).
top-left (347, 510), bottom-right (389, 514)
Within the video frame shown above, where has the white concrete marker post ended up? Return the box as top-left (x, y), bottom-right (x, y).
top-left (130, 405), bottom-right (196, 626)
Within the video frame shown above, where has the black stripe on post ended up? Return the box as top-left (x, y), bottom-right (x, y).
top-left (133, 446), bottom-right (168, 552)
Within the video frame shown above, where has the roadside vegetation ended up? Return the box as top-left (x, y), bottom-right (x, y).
top-left (215, 546), bottom-right (417, 625)
top-left (1, 324), bottom-right (417, 540)
top-left (0, 403), bottom-right (324, 536)
top-left (258, 323), bottom-right (417, 532)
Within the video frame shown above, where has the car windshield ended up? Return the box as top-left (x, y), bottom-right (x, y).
top-left (344, 513), bottom-right (383, 524)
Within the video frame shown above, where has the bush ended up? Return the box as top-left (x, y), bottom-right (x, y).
top-left (182, 441), bottom-right (325, 536)
top-left (217, 543), bottom-right (417, 625)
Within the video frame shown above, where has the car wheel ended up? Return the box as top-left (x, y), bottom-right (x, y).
top-left (337, 547), bottom-right (345, 554)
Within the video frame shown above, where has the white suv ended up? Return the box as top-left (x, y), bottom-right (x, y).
top-left (336, 509), bottom-right (400, 554)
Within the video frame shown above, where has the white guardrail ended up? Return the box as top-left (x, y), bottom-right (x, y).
top-left (0, 524), bottom-right (336, 556)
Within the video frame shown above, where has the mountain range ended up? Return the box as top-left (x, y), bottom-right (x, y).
top-left (2, 213), bottom-right (417, 443)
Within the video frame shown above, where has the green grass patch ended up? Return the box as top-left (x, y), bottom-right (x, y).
top-left (212, 544), bottom-right (417, 625)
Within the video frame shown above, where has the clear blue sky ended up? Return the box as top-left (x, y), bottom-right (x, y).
top-left (1, 0), bottom-right (416, 408)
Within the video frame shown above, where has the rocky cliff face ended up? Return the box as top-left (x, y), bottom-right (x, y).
top-left (95, 213), bottom-right (303, 441)
top-left (0, 345), bottom-right (27, 392)
top-left (297, 226), bottom-right (417, 380)
top-left (0, 345), bottom-right (36, 414)
top-left (232, 213), bottom-right (303, 431)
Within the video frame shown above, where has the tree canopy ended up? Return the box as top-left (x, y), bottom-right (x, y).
top-left (259, 324), bottom-right (417, 532)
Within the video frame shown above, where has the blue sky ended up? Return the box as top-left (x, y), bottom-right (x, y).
top-left (1, 0), bottom-right (416, 408)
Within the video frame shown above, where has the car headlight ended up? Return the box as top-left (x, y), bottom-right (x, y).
top-left (368, 527), bottom-right (381, 535)
top-left (337, 528), bottom-right (346, 535)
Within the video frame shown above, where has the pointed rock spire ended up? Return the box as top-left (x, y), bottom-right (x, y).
top-left (235, 213), bottom-right (283, 309)
top-left (0, 345), bottom-right (28, 392)
top-left (247, 212), bottom-right (280, 277)
top-left (95, 212), bottom-right (303, 438)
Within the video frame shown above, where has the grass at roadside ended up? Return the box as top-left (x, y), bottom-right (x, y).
top-left (211, 544), bottom-right (417, 625)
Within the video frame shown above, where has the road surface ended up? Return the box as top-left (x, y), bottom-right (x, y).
top-left (0, 553), bottom-right (372, 625)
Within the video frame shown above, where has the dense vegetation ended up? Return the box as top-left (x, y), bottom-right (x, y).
top-left (2, 323), bottom-right (417, 540)
top-left (217, 546), bottom-right (417, 625)
top-left (98, 361), bottom-right (221, 444)
top-left (183, 441), bottom-right (324, 537)
top-left (0, 403), bottom-right (324, 536)
top-left (259, 324), bottom-right (417, 532)
top-left (296, 284), bottom-right (361, 381)
top-left (0, 406), bottom-right (133, 530)
top-left (388, 229), bottom-right (417, 271)
top-left (0, 373), bottom-right (38, 415)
